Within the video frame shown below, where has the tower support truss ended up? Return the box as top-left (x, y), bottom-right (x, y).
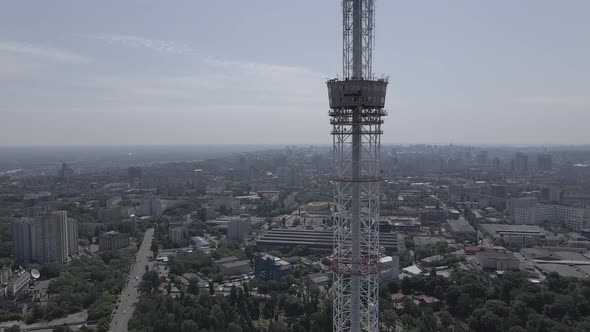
top-left (327, 1), bottom-right (387, 331)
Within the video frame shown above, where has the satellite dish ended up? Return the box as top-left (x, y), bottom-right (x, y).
top-left (31, 268), bottom-right (40, 280)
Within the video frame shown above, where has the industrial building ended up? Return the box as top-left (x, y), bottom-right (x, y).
top-left (446, 217), bottom-right (477, 241)
top-left (479, 224), bottom-right (552, 244)
top-left (255, 229), bottom-right (401, 255)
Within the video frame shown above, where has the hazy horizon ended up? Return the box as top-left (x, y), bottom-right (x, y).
top-left (1, 0), bottom-right (589, 145)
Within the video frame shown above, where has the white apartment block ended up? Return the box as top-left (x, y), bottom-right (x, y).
top-left (514, 204), bottom-right (590, 231)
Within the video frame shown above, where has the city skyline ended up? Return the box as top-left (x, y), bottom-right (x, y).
top-left (1, 0), bottom-right (589, 145)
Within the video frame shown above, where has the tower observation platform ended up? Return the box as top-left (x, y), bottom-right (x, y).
top-left (327, 1), bottom-right (388, 331)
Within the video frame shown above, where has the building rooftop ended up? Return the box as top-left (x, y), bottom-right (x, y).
top-left (221, 260), bottom-right (250, 268)
top-left (446, 218), bottom-right (476, 234)
top-left (479, 224), bottom-right (549, 237)
top-left (214, 256), bottom-right (239, 265)
top-left (256, 229), bottom-right (399, 254)
top-left (476, 250), bottom-right (518, 262)
top-left (391, 293), bottom-right (405, 302)
top-left (537, 263), bottom-right (587, 279)
top-left (402, 264), bottom-right (422, 276)
top-left (414, 236), bottom-right (446, 247)
top-left (307, 272), bottom-right (330, 285)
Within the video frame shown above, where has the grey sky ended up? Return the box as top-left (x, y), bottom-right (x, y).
top-left (0, 0), bottom-right (588, 146)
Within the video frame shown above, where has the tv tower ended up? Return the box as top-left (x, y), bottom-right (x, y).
top-left (327, 0), bottom-right (387, 331)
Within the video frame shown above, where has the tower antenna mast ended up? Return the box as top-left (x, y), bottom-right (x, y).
top-left (327, 0), bottom-right (387, 331)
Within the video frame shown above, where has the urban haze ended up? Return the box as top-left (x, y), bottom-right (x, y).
top-left (1, 1), bottom-right (589, 146)
top-left (1, 1), bottom-right (590, 332)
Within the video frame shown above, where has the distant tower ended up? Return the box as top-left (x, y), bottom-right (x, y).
top-left (128, 166), bottom-right (142, 188)
top-left (327, 1), bottom-right (387, 331)
top-left (58, 162), bottom-right (74, 180)
top-left (537, 154), bottom-right (553, 172)
top-left (514, 152), bottom-right (529, 173)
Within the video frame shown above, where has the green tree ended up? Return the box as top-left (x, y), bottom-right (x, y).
top-left (469, 308), bottom-right (502, 332)
top-left (210, 304), bottom-right (225, 329)
top-left (150, 242), bottom-right (159, 255)
top-left (401, 277), bottom-right (412, 294)
top-left (187, 277), bottom-right (200, 295)
top-left (438, 310), bottom-right (453, 328)
top-left (139, 270), bottom-right (159, 294)
top-left (420, 312), bottom-right (437, 332)
top-left (456, 293), bottom-right (473, 318)
top-left (227, 322), bottom-right (243, 332)
top-left (383, 309), bottom-right (398, 332)
top-left (209, 280), bottom-right (215, 295)
top-left (6, 326), bottom-right (20, 332)
top-left (180, 320), bottom-right (199, 332)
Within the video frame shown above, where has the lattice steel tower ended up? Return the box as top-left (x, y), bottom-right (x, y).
top-left (327, 0), bottom-right (387, 331)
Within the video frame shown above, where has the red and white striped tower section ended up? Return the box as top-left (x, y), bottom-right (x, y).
top-left (327, 0), bottom-right (387, 331)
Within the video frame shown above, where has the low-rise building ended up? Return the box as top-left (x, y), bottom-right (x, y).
top-left (464, 245), bottom-right (482, 255)
top-left (475, 249), bottom-right (520, 271)
top-left (413, 236), bottom-right (446, 248)
top-left (219, 260), bottom-right (251, 276)
top-left (307, 272), bottom-right (330, 286)
top-left (213, 256), bottom-right (239, 267)
top-left (446, 217), bottom-right (477, 241)
top-left (253, 253), bottom-right (292, 282)
top-left (7, 272), bottom-right (31, 298)
top-left (99, 231), bottom-right (129, 251)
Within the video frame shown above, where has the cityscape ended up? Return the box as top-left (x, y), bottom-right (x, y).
top-left (1, 1), bottom-right (590, 332)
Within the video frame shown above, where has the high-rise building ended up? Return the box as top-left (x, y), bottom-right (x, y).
top-left (477, 151), bottom-right (488, 166)
top-left (32, 211), bottom-right (71, 264)
top-left (58, 162), bottom-right (74, 179)
top-left (12, 218), bottom-right (34, 262)
top-left (537, 154), bottom-right (553, 172)
top-left (492, 157), bottom-right (501, 170)
top-left (67, 217), bottom-right (79, 256)
top-left (140, 196), bottom-right (165, 217)
top-left (514, 152), bottom-right (529, 173)
top-left (128, 166), bottom-right (142, 188)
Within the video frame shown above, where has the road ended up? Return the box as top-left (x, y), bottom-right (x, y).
top-left (110, 228), bottom-right (154, 332)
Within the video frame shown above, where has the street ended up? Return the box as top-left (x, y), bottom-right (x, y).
top-left (109, 228), bottom-right (154, 332)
